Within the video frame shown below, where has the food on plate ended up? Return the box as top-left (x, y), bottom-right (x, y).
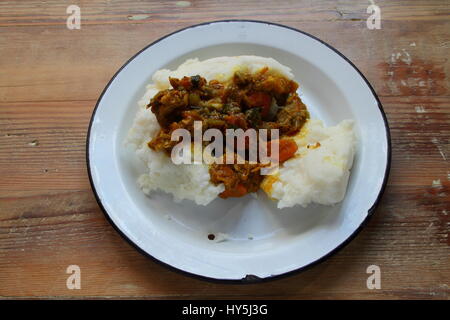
top-left (261, 119), bottom-right (356, 208)
top-left (126, 56), bottom-right (356, 207)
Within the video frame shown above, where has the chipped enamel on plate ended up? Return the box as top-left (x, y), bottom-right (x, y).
top-left (87, 21), bottom-right (390, 281)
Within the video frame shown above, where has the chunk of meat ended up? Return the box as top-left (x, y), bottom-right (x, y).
top-left (209, 157), bottom-right (264, 199)
top-left (275, 95), bottom-right (309, 135)
top-left (148, 89), bottom-right (189, 128)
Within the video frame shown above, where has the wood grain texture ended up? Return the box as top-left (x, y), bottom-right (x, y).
top-left (0, 0), bottom-right (449, 299)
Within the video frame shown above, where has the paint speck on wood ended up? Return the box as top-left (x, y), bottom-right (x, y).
top-left (127, 14), bottom-right (150, 21)
top-left (28, 139), bottom-right (39, 146)
top-left (176, 1), bottom-right (191, 7)
top-left (415, 106), bottom-right (426, 113)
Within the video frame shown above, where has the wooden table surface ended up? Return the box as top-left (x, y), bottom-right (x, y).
top-left (0, 0), bottom-right (449, 299)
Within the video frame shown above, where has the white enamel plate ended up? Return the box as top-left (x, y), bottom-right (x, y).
top-left (87, 20), bottom-right (391, 282)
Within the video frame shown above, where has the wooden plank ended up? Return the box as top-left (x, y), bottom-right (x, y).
top-left (0, 5), bottom-right (449, 103)
top-left (0, 0), bottom-right (449, 25)
top-left (0, 101), bottom-right (92, 195)
top-left (0, 97), bottom-right (448, 298)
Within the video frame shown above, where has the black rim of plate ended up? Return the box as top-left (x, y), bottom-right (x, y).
top-left (86, 19), bottom-right (392, 284)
